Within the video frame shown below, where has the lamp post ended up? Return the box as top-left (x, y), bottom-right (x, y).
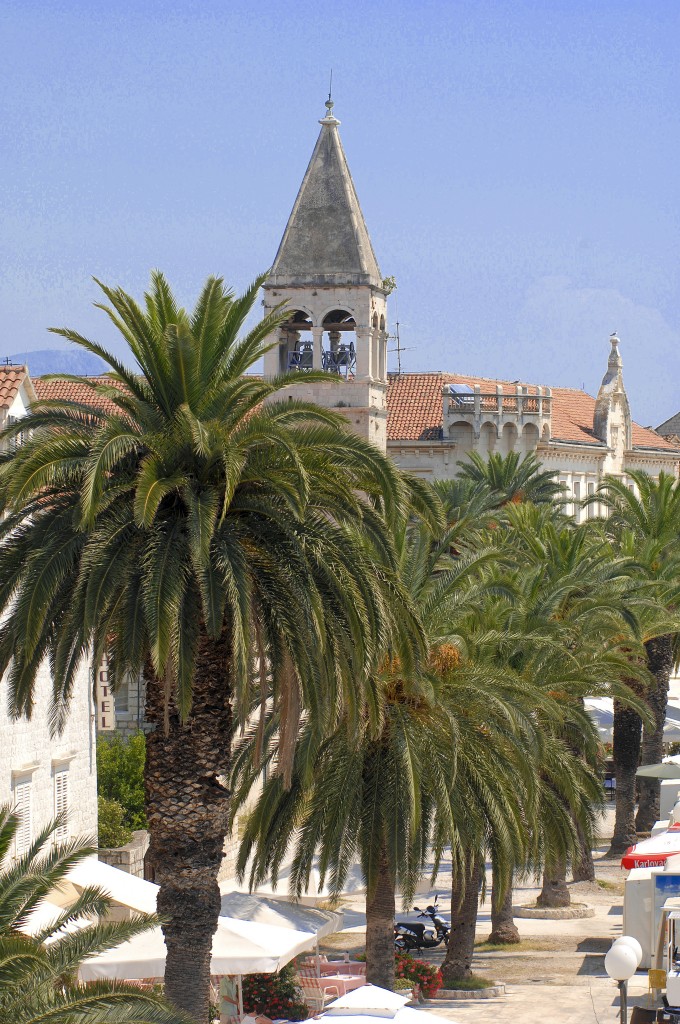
top-left (605, 937), bottom-right (642, 1024)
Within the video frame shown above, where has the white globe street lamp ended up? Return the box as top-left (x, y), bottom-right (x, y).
top-left (605, 940), bottom-right (639, 1024)
top-left (613, 936), bottom-right (643, 967)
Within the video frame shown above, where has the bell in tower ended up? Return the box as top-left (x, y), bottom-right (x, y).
top-left (262, 100), bottom-right (389, 450)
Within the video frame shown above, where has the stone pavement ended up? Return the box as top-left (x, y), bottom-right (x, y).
top-left (424, 976), bottom-right (651, 1023)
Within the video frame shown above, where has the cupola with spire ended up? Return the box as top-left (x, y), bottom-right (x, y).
top-left (262, 99), bottom-right (389, 450)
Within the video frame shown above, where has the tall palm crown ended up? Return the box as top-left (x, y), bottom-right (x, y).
top-left (232, 511), bottom-right (540, 990)
top-left (0, 273), bottom-right (420, 1022)
top-left (0, 806), bottom-right (187, 1024)
top-left (595, 470), bottom-right (680, 838)
top-left (456, 450), bottom-right (565, 506)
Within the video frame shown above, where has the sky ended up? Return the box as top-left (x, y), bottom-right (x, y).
top-left (1, 0), bottom-right (678, 426)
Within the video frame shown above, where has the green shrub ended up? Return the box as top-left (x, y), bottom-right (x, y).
top-left (242, 964), bottom-right (308, 1020)
top-left (98, 796), bottom-right (133, 848)
top-left (393, 978), bottom-right (413, 990)
top-left (97, 732), bottom-right (146, 831)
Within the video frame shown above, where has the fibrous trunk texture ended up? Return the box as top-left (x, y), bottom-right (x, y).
top-left (144, 627), bottom-right (232, 1023)
top-left (635, 635), bottom-right (674, 833)
top-left (610, 696), bottom-right (643, 856)
top-left (488, 859), bottom-right (519, 944)
top-left (365, 840), bottom-right (396, 990)
top-left (572, 820), bottom-right (596, 883)
top-left (442, 854), bottom-right (483, 982)
top-left (537, 859), bottom-right (570, 908)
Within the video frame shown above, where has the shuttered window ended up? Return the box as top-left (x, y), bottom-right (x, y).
top-left (54, 770), bottom-right (69, 841)
top-left (14, 778), bottom-right (32, 856)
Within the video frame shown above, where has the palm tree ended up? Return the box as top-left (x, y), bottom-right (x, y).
top-left (496, 507), bottom-right (650, 902)
top-left (595, 471), bottom-right (680, 837)
top-left (0, 805), bottom-right (187, 1024)
top-left (232, 510), bottom-right (537, 990)
top-left (456, 451), bottom-right (565, 506)
top-left (0, 273), bottom-right (418, 1022)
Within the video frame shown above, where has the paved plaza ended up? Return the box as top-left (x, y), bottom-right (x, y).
top-left (327, 809), bottom-right (664, 1023)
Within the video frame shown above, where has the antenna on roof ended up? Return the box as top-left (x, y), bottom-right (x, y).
top-left (387, 322), bottom-right (415, 376)
top-left (328, 68), bottom-right (333, 105)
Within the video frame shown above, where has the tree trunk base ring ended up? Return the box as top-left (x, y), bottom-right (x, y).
top-left (426, 983), bottom-right (506, 1000)
top-left (514, 904), bottom-right (595, 920)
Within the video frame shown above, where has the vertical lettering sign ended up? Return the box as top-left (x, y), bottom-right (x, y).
top-left (97, 656), bottom-right (115, 731)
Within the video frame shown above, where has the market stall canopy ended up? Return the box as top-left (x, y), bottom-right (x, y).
top-left (50, 857), bottom-right (159, 914)
top-left (637, 763), bottom-right (680, 780)
top-left (219, 890), bottom-right (343, 938)
top-left (79, 915), bottom-right (316, 981)
top-left (18, 899), bottom-right (89, 940)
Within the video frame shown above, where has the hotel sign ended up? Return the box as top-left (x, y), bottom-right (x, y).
top-left (96, 657), bottom-right (115, 731)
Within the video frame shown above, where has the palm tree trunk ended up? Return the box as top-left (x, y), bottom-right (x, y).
top-left (636, 635), bottom-right (674, 832)
top-left (144, 627), bottom-right (232, 1023)
top-left (537, 858), bottom-right (570, 908)
top-left (365, 840), bottom-right (396, 990)
top-left (488, 858), bottom-right (519, 944)
top-left (441, 854), bottom-right (483, 982)
top-left (609, 697), bottom-right (642, 856)
top-left (572, 820), bottom-right (595, 882)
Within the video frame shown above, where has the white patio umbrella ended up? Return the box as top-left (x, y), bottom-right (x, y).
top-left (327, 985), bottom-right (410, 1012)
top-left (585, 697), bottom-right (680, 744)
top-left (78, 915), bottom-right (316, 981)
top-left (219, 890), bottom-right (343, 939)
top-left (321, 985), bottom-right (458, 1024)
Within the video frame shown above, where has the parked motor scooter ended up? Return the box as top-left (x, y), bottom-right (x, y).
top-left (394, 895), bottom-right (449, 952)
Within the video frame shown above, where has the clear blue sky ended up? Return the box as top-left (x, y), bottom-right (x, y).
top-left (1, 0), bottom-right (678, 425)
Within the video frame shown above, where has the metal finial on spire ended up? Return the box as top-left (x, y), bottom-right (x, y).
top-left (323, 69), bottom-right (335, 118)
top-left (319, 70), bottom-right (340, 126)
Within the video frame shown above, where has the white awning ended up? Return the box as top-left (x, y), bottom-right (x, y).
top-left (79, 915), bottom-right (316, 980)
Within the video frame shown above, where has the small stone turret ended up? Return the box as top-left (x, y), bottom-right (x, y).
top-left (593, 334), bottom-right (632, 458)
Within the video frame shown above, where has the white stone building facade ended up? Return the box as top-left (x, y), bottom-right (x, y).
top-left (0, 367), bottom-right (98, 854)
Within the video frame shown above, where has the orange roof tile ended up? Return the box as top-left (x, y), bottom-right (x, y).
top-left (386, 372), bottom-right (680, 453)
top-left (33, 376), bottom-right (126, 416)
top-left (0, 366), bottom-right (28, 409)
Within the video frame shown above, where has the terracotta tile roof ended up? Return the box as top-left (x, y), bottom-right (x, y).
top-left (33, 376), bottom-right (126, 416)
top-left (386, 372), bottom-right (680, 453)
top-left (0, 366), bottom-right (28, 409)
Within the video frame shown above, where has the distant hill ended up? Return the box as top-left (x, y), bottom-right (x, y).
top-left (7, 349), bottom-right (107, 378)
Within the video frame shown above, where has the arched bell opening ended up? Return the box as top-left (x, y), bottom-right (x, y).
top-left (280, 310), bottom-right (314, 373)
top-left (322, 309), bottom-right (356, 377)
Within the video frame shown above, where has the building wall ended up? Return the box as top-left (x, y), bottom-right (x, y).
top-left (388, 435), bottom-right (679, 519)
top-left (0, 657), bottom-right (98, 852)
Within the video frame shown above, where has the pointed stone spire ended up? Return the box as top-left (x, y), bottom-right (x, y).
top-left (593, 333), bottom-right (632, 449)
top-left (268, 101), bottom-right (382, 289)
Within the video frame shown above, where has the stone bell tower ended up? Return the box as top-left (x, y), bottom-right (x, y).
top-left (262, 100), bottom-right (389, 452)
